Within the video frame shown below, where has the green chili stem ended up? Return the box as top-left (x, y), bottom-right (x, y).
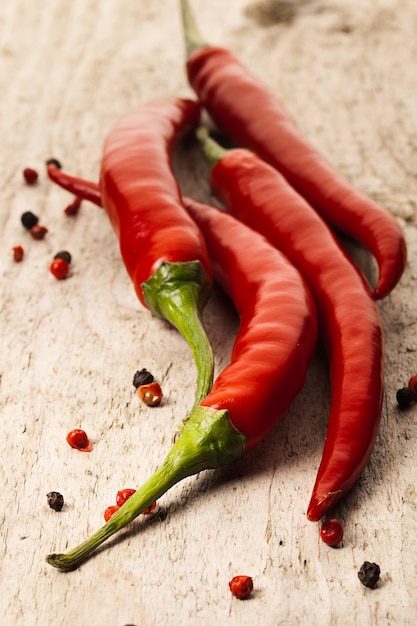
top-left (179, 0), bottom-right (209, 58)
top-left (46, 406), bottom-right (246, 571)
top-left (141, 260), bottom-right (214, 405)
top-left (196, 127), bottom-right (228, 168)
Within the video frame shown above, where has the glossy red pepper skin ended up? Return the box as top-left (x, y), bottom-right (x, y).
top-left (47, 98), bottom-right (215, 404)
top-left (184, 37), bottom-right (406, 300)
top-left (98, 98), bottom-right (210, 302)
top-left (183, 196), bottom-right (318, 450)
top-left (48, 98), bottom-right (212, 306)
top-left (46, 188), bottom-right (317, 571)
top-left (205, 146), bottom-right (384, 521)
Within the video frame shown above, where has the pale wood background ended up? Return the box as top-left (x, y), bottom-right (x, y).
top-left (1, 1), bottom-right (417, 625)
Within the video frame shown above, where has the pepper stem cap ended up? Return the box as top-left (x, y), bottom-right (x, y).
top-left (141, 260), bottom-right (213, 405)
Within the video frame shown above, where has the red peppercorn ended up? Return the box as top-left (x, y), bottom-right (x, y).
top-left (66, 429), bottom-right (92, 452)
top-left (30, 224), bottom-right (48, 240)
top-left (320, 518), bottom-right (344, 547)
top-left (143, 501), bottom-right (157, 515)
top-left (12, 245), bottom-right (24, 262)
top-left (64, 196), bottom-right (82, 216)
top-left (50, 258), bottom-right (69, 280)
top-left (137, 381), bottom-right (163, 406)
top-left (23, 167), bottom-right (39, 185)
top-left (228, 575), bottom-right (254, 599)
top-left (104, 505), bottom-right (120, 522)
top-left (408, 374), bottom-right (417, 399)
top-left (116, 489), bottom-right (136, 507)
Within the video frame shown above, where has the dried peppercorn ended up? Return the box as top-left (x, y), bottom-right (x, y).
top-left (21, 211), bottom-right (39, 230)
top-left (408, 374), bottom-right (417, 399)
top-left (104, 505), bottom-right (120, 522)
top-left (12, 245), bottom-right (24, 262)
top-left (47, 491), bottom-right (64, 512)
top-left (358, 561), bottom-right (381, 589)
top-left (320, 518), bottom-right (344, 547)
top-left (23, 167), bottom-right (39, 185)
top-left (116, 489), bottom-right (136, 507)
top-left (30, 224), bottom-right (48, 240)
top-left (396, 386), bottom-right (414, 409)
top-left (137, 382), bottom-right (163, 406)
top-left (64, 196), bottom-right (82, 216)
top-left (54, 250), bottom-right (72, 264)
top-left (143, 501), bottom-right (157, 515)
top-left (50, 258), bottom-right (70, 280)
top-left (66, 429), bottom-right (92, 452)
top-left (132, 368), bottom-right (154, 388)
top-left (229, 575), bottom-right (253, 599)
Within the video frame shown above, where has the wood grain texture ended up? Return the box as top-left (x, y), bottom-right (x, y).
top-left (1, 0), bottom-right (416, 624)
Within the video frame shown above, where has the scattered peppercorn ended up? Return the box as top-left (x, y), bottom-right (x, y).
top-left (66, 428), bottom-right (92, 452)
top-left (12, 245), bottom-right (24, 262)
top-left (408, 374), bottom-right (417, 400)
top-left (21, 211), bottom-right (39, 230)
top-left (104, 505), bottom-right (120, 522)
top-left (23, 167), bottom-right (39, 185)
top-left (320, 518), bottom-right (344, 547)
top-left (64, 196), bottom-right (82, 216)
top-left (132, 368), bottom-right (154, 388)
top-left (229, 575), bottom-right (254, 599)
top-left (137, 381), bottom-right (163, 406)
top-left (50, 258), bottom-right (70, 280)
top-left (143, 501), bottom-right (157, 515)
top-left (396, 386), bottom-right (414, 409)
top-left (116, 489), bottom-right (136, 507)
top-left (30, 224), bottom-right (48, 240)
top-left (53, 250), bottom-right (72, 264)
top-left (47, 491), bottom-right (64, 512)
top-left (358, 561), bottom-right (380, 589)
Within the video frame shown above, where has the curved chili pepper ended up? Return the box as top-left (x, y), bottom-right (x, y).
top-left (47, 98), bottom-right (214, 405)
top-left (196, 128), bottom-right (384, 523)
top-left (46, 192), bottom-right (317, 570)
top-left (179, 0), bottom-right (407, 300)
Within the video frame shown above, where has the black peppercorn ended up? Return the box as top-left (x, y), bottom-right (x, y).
top-left (46, 158), bottom-right (62, 169)
top-left (47, 491), bottom-right (64, 512)
top-left (54, 250), bottom-right (72, 265)
top-left (21, 211), bottom-right (39, 230)
top-left (396, 386), bottom-right (414, 409)
top-left (358, 561), bottom-right (380, 589)
top-left (133, 368), bottom-right (154, 388)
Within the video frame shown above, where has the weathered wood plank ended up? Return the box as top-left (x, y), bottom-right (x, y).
top-left (1, 1), bottom-right (416, 624)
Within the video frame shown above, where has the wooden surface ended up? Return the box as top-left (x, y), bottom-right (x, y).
top-left (1, 1), bottom-right (417, 624)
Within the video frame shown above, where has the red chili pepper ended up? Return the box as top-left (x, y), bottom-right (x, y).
top-left (46, 185), bottom-right (317, 570)
top-left (179, 0), bottom-right (407, 300)
top-left (46, 98), bottom-right (214, 405)
top-left (228, 575), bottom-right (253, 599)
top-left (195, 129), bottom-right (384, 523)
top-left (66, 429), bottom-right (92, 452)
top-left (64, 196), bottom-right (82, 216)
top-left (320, 518), bottom-right (344, 547)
